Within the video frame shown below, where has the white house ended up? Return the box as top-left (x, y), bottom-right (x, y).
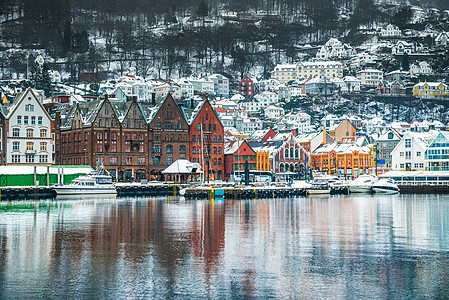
top-left (380, 24), bottom-right (402, 38)
top-left (356, 69), bottom-right (383, 87)
top-left (409, 61), bottom-right (433, 76)
top-left (315, 38), bottom-right (356, 60)
top-left (254, 90), bottom-right (278, 108)
top-left (242, 117), bottom-right (263, 133)
top-left (343, 76), bottom-right (361, 92)
top-left (321, 114), bottom-right (340, 130)
top-left (265, 105), bottom-right (285, 119)
top-left (132, 81), bottom-right (153, 102)
top-left (285, 111), bottom-right (312, 133)
top-left (392, 41), bottom-right (413, 55)
top-left (435, 32), bottom-right (449, 47)
top-left (391, 131), bottom-right (439, 171)
top-left (5, 88), bottom-right (53, 165)
top-left (189, 77), bottom-right (215, 95)
top-left (208, 74), bottom-right (229, 97)
top-left (177, 78), bottom-right (194, 99)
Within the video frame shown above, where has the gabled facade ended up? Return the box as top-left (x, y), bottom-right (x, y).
top-left (329, 119), bottom-right (356, 143)
top-left (148, 94), bottom-right (190, 179)
top-left (375, 80), bottom-right (406, 96)
top-left (5, 88), bottom-right (53, 165)
top-left (239, 76), bottom-right (254, 97)
top-left (375, 129), bottom-right (401, 173)
top-left (391, 131), bottom-right (437, 171)
top-left (425, 132), bottom-right (449, 171)
top-left (189, 99), bottom-right (225, 181)
top-left (413, 82), bottom-right (449, 99)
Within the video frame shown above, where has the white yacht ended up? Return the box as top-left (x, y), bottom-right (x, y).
top-left (53, 167), bottom-right (116, 196)
top-left (348, 174), bottom-right (378, 193)
top-left (372, 178), bottom-right (400, 194)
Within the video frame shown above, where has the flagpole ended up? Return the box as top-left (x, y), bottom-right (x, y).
top-left (201, 123), bottom-right (204, 184)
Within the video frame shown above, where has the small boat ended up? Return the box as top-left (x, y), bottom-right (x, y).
top-left (305, 174), bottom-right (340, 195)
top-left (306, 182), bottom-right (330, 195)
top-left (53, 166), bottom-right (116, 196)
top-left (372, 178), bottom-right (400, 194)
top-left (348, 174), bottom-right (378, 193)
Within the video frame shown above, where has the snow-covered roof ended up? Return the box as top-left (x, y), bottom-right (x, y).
top-left (162, 159), bottom-right (202, 174)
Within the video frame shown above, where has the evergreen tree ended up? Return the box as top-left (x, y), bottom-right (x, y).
top-left (402, 53), bottom-right (410, 71)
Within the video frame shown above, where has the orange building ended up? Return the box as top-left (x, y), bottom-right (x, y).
top-left (328, 119), bottom-right (357, 143)
top-left (256, 151), bottom-right (270, 171)
top-left (311, 142), bottom-right (371, 177)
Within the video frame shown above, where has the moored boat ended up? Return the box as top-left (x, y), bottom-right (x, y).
top-left (348, 174), bottom-right (378, 193)
top-left (53, 167), bottom-right (116, 196)
top-left (372, 178), bottom-right (400, 194)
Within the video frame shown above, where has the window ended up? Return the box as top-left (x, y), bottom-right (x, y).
top-left (285, 149), bottom-right (288, 158)
top-left (214, 136), bottom-right (217, 142)
top-left (405, 151), bottom-right (411, 159)
top-left (111, 144), bottom-right (117, 152)
top-left (39, 155), bottom-right (48, 163)
top-left (192, 147), bottom-right (196, 154)
top-left (40, 142), bottom-right (47, 151)
top-left (17, 116), bottom-right (22, 124)
top-left (125, 144), bottom-right (131, 152)
top-left (26, 155), bottom-right (34, 163)
top-left (111, 132), bottom-right (117, 140)
top-left (417, 152), bottom-right (421, 156)
top-left (40, 129), bottom-right (47, 138)
top-left (213, 124), bottom-right (216, 131)
top-left (197, 124), bottom-right (201, 131)
top-left (218, 136), bottom-right (222, 143)
top-left (400, 152), bottom-right (404, 157)
top-left (13, 142), bottom-right (19, 151)
top-left (400, 163), bottom-right (404, 169)
top-left (153, 157), bottom-right (159, 165)
top-left (192, 135), bottom-right (196, 142)
top-left (97, 144), bottom-right (103, 152)
top-left (25, 104), bottom-right (34, 112)
top-left (138, 157), bottom-right (146, 165)
top-left (27, 129), bottom-right (33, 137)
top-left (166, 145), bottom-right (173, 154)
top-left (213, 158), bottom-right (217, 165)
top-left (405, 139), bottom-right (411, 148)
top-left (177, 123), bottom-right (182, 130)
top-left (157, 122), bottom-right (161, 128)
top-left (218, 158), bottom-right (221, 165)
top-left (166, 157), bottom-right (172, 165)
top-left (179, 145), bottom-right (186, 154)
top-left (24, 116), bottom-right (29, 124)
top-left (218, 147), bottom-right (222, 154)
top-left (110, 157), bottom-right (118, 165)
top-left (12, 155), bottom-right (20, 163)
top-left (214, 147), bottom-right (217, 154)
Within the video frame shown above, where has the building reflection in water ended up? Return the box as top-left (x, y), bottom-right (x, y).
top-left (0, 195), bottom-right (448, 298)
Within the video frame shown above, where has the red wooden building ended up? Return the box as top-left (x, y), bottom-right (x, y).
top-left (189, 99), bottom-right (225, 181)
top-left (239, 76), bottom-right (254, 97)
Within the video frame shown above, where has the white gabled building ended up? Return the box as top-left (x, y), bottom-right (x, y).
top-left (315, 38), bottom-right (356, 60)
top-left (242, 117), bottom-right (263, 134)
top-left (356, 69), bottom-right (383, 87)
top-left (177, 78), bottom-right (194, 99)
top-left (409, 61), bottom-right (433, 76)
top-left (392, 41), bottom-right (413, 55)
top-left (4, 88), bottom-right (53, 165)
top-left (391, 131), bottom-right (439, 171)
top-left (208, 74), bottom-right (230, 98)
top-left (380, 24), bottom-right (402, 38)
top-left (265, 105), bottom-right (285, 119)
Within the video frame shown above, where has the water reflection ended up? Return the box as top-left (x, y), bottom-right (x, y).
top-left (0, 194), bottom-right (448, 298)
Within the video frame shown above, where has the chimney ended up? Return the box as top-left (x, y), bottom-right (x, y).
top-left (323, 128), bottom-right (326, 144)
top-left (151, 93), bottom-right (156, 105)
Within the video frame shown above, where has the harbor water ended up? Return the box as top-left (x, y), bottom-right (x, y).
top-left (0, 194), bottom-right (448, 299)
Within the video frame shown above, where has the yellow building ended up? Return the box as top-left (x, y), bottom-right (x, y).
top-left (154, 82), bottom-right (182, 100)
top-left (297, 61), bottom-right (343, 79)
top-left (271, 64), bottom-right (297, 83)
top-left (311, 142), bottom-right (372, 177)
top-left (256, 151), bottom-right (270, 171)
top-left (413, 82), bottom-right (448, 99)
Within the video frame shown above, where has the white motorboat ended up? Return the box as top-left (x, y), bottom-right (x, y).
top-left (53, 167), bottom-right (116, 196)
top-left (305, 174), bottom-right (340, 195)
top-left (372, 178), bottom-right (400, 194)
top-left (306, 182), bottom-right (330, 195)
top-left (348, 174), bottom-right (378, 193)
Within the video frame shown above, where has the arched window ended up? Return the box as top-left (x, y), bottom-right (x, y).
top-left (290, 147), bottom-right (294, 158)
top-left (179, 145), bottom-right (186, 154)
top-left (388, 132), bottom-right (393, 139)
top-left (192, 147), bottom-right (196, 154)
top-left (285, 149), bottom-right (288, 158)
top-left (166, 145), bottom-right (173, 154)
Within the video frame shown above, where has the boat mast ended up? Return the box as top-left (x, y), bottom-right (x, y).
top-left (201, 123), bottom-right (205, 184)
